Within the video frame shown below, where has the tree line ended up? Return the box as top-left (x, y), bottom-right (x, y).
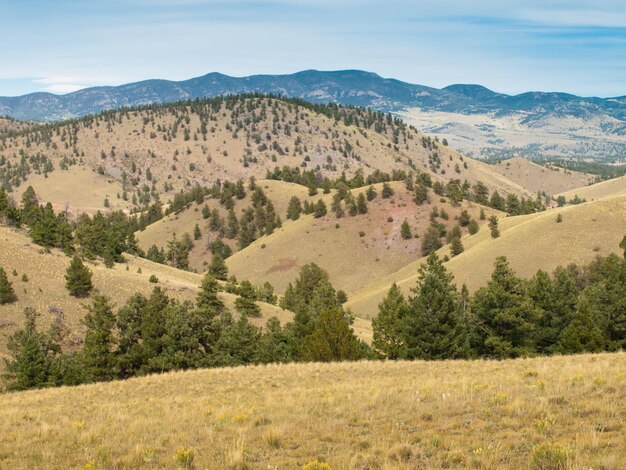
top-left (373, 243), bottom-right (626, 360)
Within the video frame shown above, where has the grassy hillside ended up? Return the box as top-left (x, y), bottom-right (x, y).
top-left (0, 226), bottom-right (375, 362)
top-left (347, 195), bottom-right (626, 318)
top-left (558, 174), bottom-right (626, 201)
top-left (226, 181), bottom-right (500, 297)
top-left (488, 157), bottom-right (594, 195)
top-left (136, 180), bottom-right (313, 272)
top-left (0, 352), bottom-right (623, 469)
top-left (1, 96), bottom-right (560, 216)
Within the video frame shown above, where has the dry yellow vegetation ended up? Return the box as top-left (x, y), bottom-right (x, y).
top-left (0, 226), bottom-right (373, 363)
top-left (0, 352), bottom-right (623, 469)
top-left (226, 181), bottom-right (499, 297)
top-left (487, 157), bottom-right (594, 195)
top-left (1, 97), bottom-right (570, 216)
top-left (558, 174), bottom-right (626, 202)
top-left (136, 180), bottom-right (314, 272)
top-left (347, 194), bottom-right (626, 318)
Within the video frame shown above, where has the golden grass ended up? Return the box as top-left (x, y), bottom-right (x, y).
top-left (558, 174), bottom-right (626, 202)
top-left (0, 352), bottom-right (623, 469)
top-left (136, 180), bottom-right (314, 272)
top-left (346, 195), bottom-right (626, 318)
top-left (487, 157), bottom-right (593, 196)
top-left (0, 226), bottom-right (372, 362)
top-left (227, 181), bottom-right (499, 297)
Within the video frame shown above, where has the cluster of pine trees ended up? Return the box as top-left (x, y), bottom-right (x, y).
top-left (373, 247), bottom-right (626, 360)
top-left (3, 264), bottom-right (367, 391)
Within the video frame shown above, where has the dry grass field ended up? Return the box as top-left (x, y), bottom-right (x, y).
top-left (226, 181), bottom-right (500, 296)
top-left (346, 194), bottom-right (626, 318)
top-left (1, 97), bottom-right (577, 217)
top-left (558, 174), bottom-right (626, 202)
top-left (0, 226), bottom-right (373, 362)
top-left (487, 158), bottom-right (594, 196)
top-left (0, 352), bottom-right (623, 469)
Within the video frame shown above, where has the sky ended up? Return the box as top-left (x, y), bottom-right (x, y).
top-left (1, 0), bottom-right (625, 97)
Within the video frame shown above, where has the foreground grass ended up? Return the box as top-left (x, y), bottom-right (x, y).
top-left (0, 353), bottom-right (624, 469)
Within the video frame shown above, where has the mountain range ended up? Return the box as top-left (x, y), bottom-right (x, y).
top-left (1, 70), bottom-right (625, 160)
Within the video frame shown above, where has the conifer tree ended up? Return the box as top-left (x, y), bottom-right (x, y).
top-left (303, 306), bottom-right (361, 362)
top-left (356, 193), bottom-right (368, 214)
top-left (3, 308), bottom-right (57, 390)
top-left (193, 223), bottom-right (202, 240)
top-left (488, 215), bottom-right (500, 238)
top-left (208, 254), bottom-right (228, 280)
top-left (404, 253), bottom-right (462, 359)
top-left (372, 283), bottom-right (407, 359)
top-left (421, 223), bottom-right (443, 256)
top-left (381, 182), bottom-right (394, 198)
top-left (472, 257), bottom-right (539, 358)
top-left (620, 234), bottom-right (626, 259)
top-left (400, 219), bottom-right (412, 239)
top-left (286, 196), bottom-right (302, 220)
top-left (81, 295), bottom-right (116, 381)
top-left (450, 236), bottom-right (464, 256)
top-left (65, 256), bottom-right (93, 298)
top-left (196, 272), bottom-right (224, 315)
top-left (0, 266), bottom-right (17, 304)
top-left (414, 184), bottom-right (428, 205)
top-left (235, 281), bottom-right (261, 317)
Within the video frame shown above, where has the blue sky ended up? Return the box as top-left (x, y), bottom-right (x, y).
top-left (1, 0), bottom-right (625, 97)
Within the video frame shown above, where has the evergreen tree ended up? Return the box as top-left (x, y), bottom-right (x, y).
top-left (255, 317), bottom-right (293, 364)
top-left (65, 256), bottom-right (93, 298)
top-left (0, 266), bottom-right (17, 304)
top-left (421, 223), bottom-right (443, 256)
top-left (558, 299), bottom-right (606, 353)
top-left (488, 216), bottom-right (500, 238)
top-left (472, 257), bottom-right (539, 358)
top-left (400, 219), bottom-right (412, 239)
top-left (235, 281), bottom-right (261, 317)
top-left (313, 199), bottom-right (327, 218)
top-left (620, 234), bottom-right (626, 259)
top-left (366, 185), bottom-right (377, 201)
top-left (213, 315), bottom-right (260, 366)
top-left (302, 306), bottom-right (362, 362)
top-left (414, 184), bottom-right (428, 205)
top-left (381, 182), bottom-right (394, 198)
top-left (193, 223), bottom-right (202, 240)
top-left (196, 272), bottom-right (224, 315)
top-left (450, 236), bottom-right (464, 256)
top-left (404, 253), bottom-right (463, 359)
top-left (356, 193), bottom-right (368, 214)
top-left (286, 196), bottom-right (302, 220)
top-left (372, 283), bottom-right (407, 359)
top-left (3, 308), bottom-right (58, 390)
top-left (81, 295), bottom-right (117, 381)
top-left (208, 254), bottom-right (228, 280)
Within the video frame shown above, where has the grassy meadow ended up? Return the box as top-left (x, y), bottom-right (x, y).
top-left (0, 352), bottom-right (624, 469)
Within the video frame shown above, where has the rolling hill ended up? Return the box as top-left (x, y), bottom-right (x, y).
top-left (1, 69), bottom-right (624, 160)
top-left (0, 224), bottom-right (372, 362)
top-left (0, 352), bottom-right (623, 469)
top-left (1, 95), bottom-right (556, 216)
top-left (346, 192), bottom-right (626, 318)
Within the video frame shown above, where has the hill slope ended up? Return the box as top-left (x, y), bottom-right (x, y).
top-left (0, 226), bottom-right (371, 361)
top-left (347, 195), bottom-right (626, 318)
top-left (1, 69), bottom-right (624, 160)
top-left (0, 352), bottom-right (623, 469)
top-left (1, 96), bottom-right (547, 215)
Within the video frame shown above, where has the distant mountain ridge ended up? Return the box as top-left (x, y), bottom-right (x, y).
top-left (1, 69), bottom-right (624, 122)
top-left (1, 70), bottom-right (624, 160)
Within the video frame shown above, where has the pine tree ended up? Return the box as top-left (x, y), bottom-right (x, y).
top-left (356, 193), bottom-right (368, 214)
top-left (488, 216), bottom-right (500, 238)
top-left (404, 253), bottom-right (462, 359)
top-left (313, 199), bottom-right (327, 218)
top-left (400, 219), bottom-right (412, 239)
top-left (372, 283), bottom-right (407, 359)
top-left (235, 281), bottom-right (261, 317)
top-left (208, 254), bottom-right (228, 280)
top-left (196, 272), bottom-right (224, 315)
top-left (3, 308), bottom-right (59, 390)
top-left (303, 306), bottom-right (361, 362)
top-left (381, 182), bottom-right (394, 198)
top-left (414, 184), bottom-right (428, 205)
top-left (366, 185), bottom-right (377, 201)
top-left (558, 300), bottom-right (606, 353)
top-left (286, 196), bottom-right (302, 220)
top-left (450, 236), bottom-right (464, 256)
top-left (472, 257), bottom-right (539, 358)
top-left (81, 295), bottom-right (116, 381)
top-left (65, 256), bottom-right (93, 298)
top-left (0, 267), bottom-right (17, 304)
top-left (620, 234), bottom-right (626, 259)
top-left (193, 223), bottom-right (202, 240)
top-left (421, 223), bottom-right (443, 256)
